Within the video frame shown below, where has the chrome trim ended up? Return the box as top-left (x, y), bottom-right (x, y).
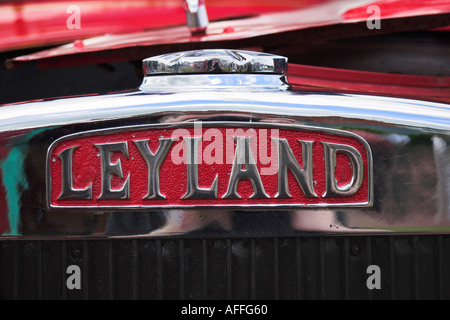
top-left (1, 88), bottom-right (450, 237)
top-left (182, 136), bottom-right (219, 199)
top-left (95, 142), bottom-right (131, 200)
top-left (134, 138), bottom-right (175, 200)
top-left (142, 50), bottom-right (288, 76)
top-left (140, 74), bottom-right (289, 93)
top-left (1, 91), bottom-right (449, 133)
top-left (322, 142), bottom-right (364, 197)
top-left (221, 136), bottom-right (270, 200)
top-left (273, 139), bottom-right (317, 199)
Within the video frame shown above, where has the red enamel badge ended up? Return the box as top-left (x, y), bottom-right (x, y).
top-left (47, 122), bottom-right (372, 209)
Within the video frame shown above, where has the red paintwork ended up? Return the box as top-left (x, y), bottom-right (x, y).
top-left (7, 0), bottom-right (450, 69)
top-left (343, 0), bottom-right (450, 20)
top-left (286, 63), bottom-right (450, 104)
top-left (3, 0), bottom-right (449, 104)
top-left (49, 126), bottom-right (370, 208)
top-left (0, 0), bottom-right (327, 53)
top-left (6, 2), bottom-right (359, 66)
top-left (432, 26), bottom-right (450, 31)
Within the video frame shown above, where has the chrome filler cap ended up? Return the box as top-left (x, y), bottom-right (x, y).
top-left (142, 49), bottom-right (288, 76)
top-left (140, 49), bottom-right (289, 93)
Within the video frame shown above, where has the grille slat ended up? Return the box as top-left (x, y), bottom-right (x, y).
top-left (156, 239), bottom-right (162, 300)
top-left (250, 239), bottom-right (256, 300)
top-left (296, 238), bottom-right (302, 300)
top-left (390, 237), bottom-right (396, 299)
top-left (37, 242), bottom-right (42, 300)
top-left (439, 236), bottom-right (444, 300)
top-left (319, 238), bottom-right (325, 300)
top-left (132, 240), bottom-right (138, 300)
top-left (226, 239), bottom-right (232, 300)
top-left (202, 240), bottom-right (207, 300)
top-left (367, 238), bottom-right (372, 300)
top-left (414, 236), bottom-right (420, 300)
top-left (62, 241), bottom-right (66, 301)
top-left (83, 241), bottom-right (88, 300)
top-left (108, 241), bottom-right (113, 300)
top-left (274, 238), bottom-right (279, 300)
top-left (179, 240), bottom-right (184, 300)
top-left (344, 238), bottom-right (350, 300)
top-left (1, 236), bottom-right (449, 300)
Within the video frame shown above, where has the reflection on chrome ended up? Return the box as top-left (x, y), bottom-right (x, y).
top-left (142, 49), bottom-right (288, 76)
top-left (0, 49), bottom-right (449, 238)
top-left (151, 210), bottom-right (233, 235)
top-left (1, 100), bottom-right (449, 238)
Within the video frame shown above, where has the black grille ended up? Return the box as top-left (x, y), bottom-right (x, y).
top-left (1, 236), bottom-right (449, 300)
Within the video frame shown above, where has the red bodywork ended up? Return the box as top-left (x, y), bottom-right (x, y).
top-left (7, 0), bottom-right (450, 68)
top-left (2, 0), bottom-right (450, 103)
top-left (0, 0), bottom-right (327, 53)
top-left (288, 64), bottom-right (450, 104)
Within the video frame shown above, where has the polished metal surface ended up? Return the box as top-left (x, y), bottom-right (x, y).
top-left (182, 0), bottom-right (209, 34)
top-left (1, 49), bottom-right (450, 238)
top-left (140, 49), bottom-right (289, 93)
top-left (0, 91), bottom-right (446, 237)
top-left (322, 142), bottom-right (364, 197)
top-left (182, 136), bottom-right (219, 200)
top-left (95, 142), bottom-right (131, 200)
top-left (273, 139), bottom-right (316, 199)
top-left (58, 146), bottom-right (93, 200)
top-left (222, 136), bottom-right (270, 200)
top-left (134, 138), bottom-right (174, 200)
top-left (140, 74), bottom-right (290, 93)
top-left (0, 91), bottom-right (448, 133)
top-left (142, 49), bottom-right (288, 76)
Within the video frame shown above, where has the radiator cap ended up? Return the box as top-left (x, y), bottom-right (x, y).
top-left (140, 49), bottom-right (289, 92)
top-left (142, 49), bottom-right (288, 75)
